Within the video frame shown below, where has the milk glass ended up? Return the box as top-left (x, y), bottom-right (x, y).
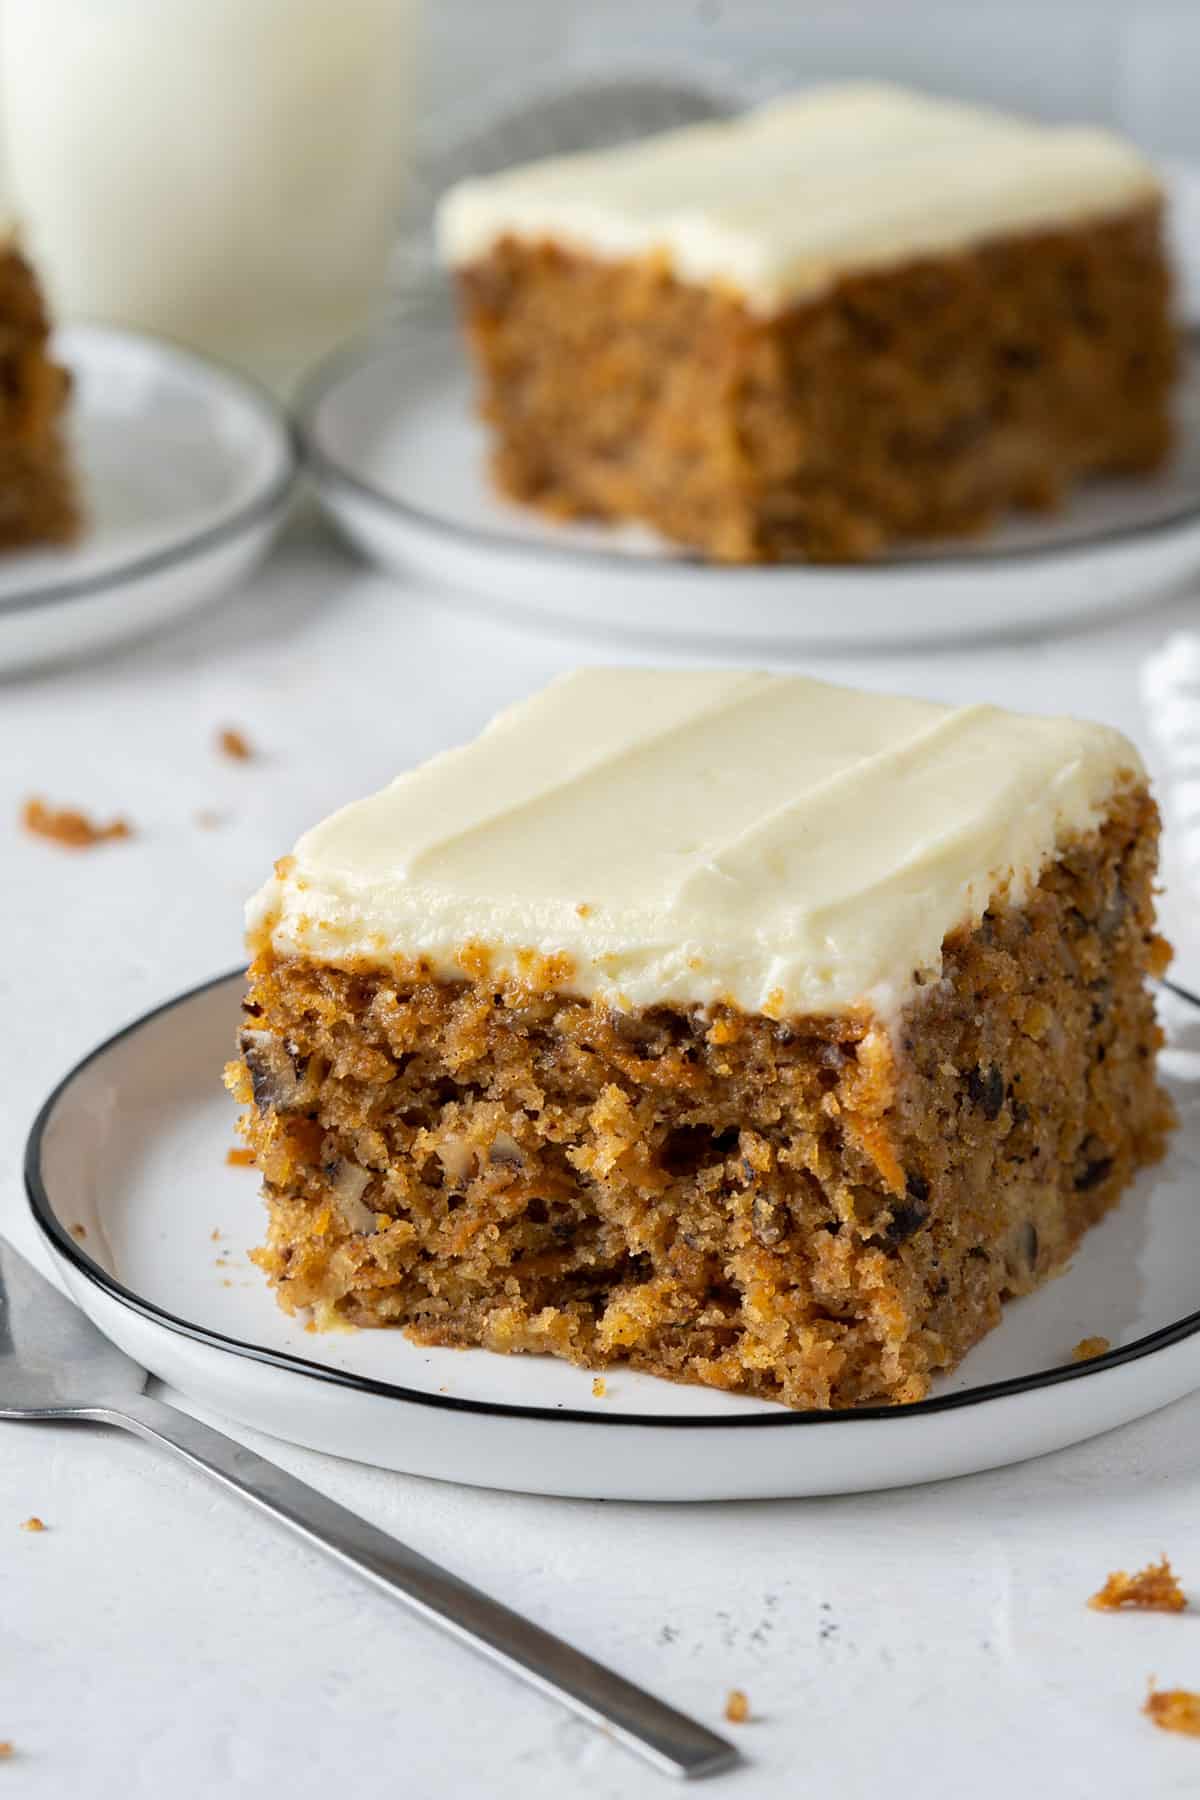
top-left (2, 0), bottom-right (420, 391)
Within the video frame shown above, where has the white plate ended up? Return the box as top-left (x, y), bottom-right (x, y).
top-left (298, 300), bottom-right (1200, 651)
top-left (25, 974), bottom-right (1200, 1501)
top-left (0, 324), bottom-right (297, 674)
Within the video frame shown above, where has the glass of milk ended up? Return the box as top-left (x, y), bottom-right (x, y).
top-left (1, 0), bottom-right (421, 393)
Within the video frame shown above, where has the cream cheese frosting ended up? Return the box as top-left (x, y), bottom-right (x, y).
top-left (435, 82), bottom-right (1160, 313)
top-left (248, 669), bottom-right (1142, 1020)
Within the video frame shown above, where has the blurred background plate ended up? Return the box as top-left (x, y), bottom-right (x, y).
top-left (0, 325), bottom-right (297, 676)
top-left (300, 300), bottom-right (1200, 652)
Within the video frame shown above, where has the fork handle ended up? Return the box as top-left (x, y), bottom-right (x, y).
top-left (94, 1392), bottom-right (738, 1783)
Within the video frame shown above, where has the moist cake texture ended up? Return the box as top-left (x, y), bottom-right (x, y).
top-left (437, 84), bottom-right (1176, 563)
top-left (0, 233), bottom-right (77, 548)
top-left (228, 671), bottom-right (1174, 1410)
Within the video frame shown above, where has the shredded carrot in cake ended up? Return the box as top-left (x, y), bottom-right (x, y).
top-left (1145, 1683), bottom-right (1200, 1737)
top-left (724, 1689), bottom-right (750, 1724)
top-left (21, 797), bottom-right (132, 848)
top-left (1089, 1557), bottom-right (1187, 1613)
top-left (1072, 1335), bottom-right (1112, 1361)
top-left (217, 727), bottom-right (253, 761)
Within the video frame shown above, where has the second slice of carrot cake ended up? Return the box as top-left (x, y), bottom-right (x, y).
top-left (438, 84), bottom-right (1176, 563)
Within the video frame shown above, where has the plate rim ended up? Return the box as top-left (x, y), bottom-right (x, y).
top-left (0, 322), bottom-right (300, 620)
top-left (24, 968), bottom-right (1200, 1433)
top-left (295, 307), bottom-right (1200, 580)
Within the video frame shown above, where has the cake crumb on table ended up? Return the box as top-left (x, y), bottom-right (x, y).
top-left (1145, 1683), bottom-right (1200, 1737)
top-left (225, 1146), bottom-right (257, 1167)
top-left (724, 1690), bottom-right (750, 1725)
top-left (21, 797), bottom-right (132, 849)
top-left (19, 1517), bottom-right (46, 1532)
top-left (217, 727), bottom-right (253, 761)
top-left (1089, 1556), bottom-right (1187, 1612)
top-left (591, 1377), bottom-right (606, 1398)
top-left (1073, 1335), bottom-right (1112, 1361)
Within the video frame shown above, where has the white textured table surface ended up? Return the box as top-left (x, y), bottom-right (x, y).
top-left (4, 514), bottom-right (1200, 1799)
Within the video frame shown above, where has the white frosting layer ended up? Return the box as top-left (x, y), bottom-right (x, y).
top-left (249, 669), bottom-right (1142, 1020)
top-left (436, 83), bottom-right (1159, 312)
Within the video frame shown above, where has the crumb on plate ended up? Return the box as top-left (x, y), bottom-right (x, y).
top-left (1145, 1682), bottom-right (1200, 1737)
top-left (225, 1146), bottom-right (256, 1167)
top-left (21, 797), bottom-right (132, 849)
top-left (69, 1222), bottom-right (86, 1240)
top-left (0, 1742), bottom-right (12, 1759)
top-left (1073, 1335), bottom-right (1112, 1361)
top-left (1090, 1556), bottom-right (1187, 1613)
top-left (194, 809), bottom-right (226, 830)
top-left (592, 1377), bottom-right (607, 1398)
top-left (217, 727), bottom-right (253, 762)
top-left (19, 1517), bottom-right (45, 1533)
top-left (724, 1689), bottom-right (750, 1725)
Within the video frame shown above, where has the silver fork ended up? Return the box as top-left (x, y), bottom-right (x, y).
top-left (0, 1239), bottom-right (739, 1782)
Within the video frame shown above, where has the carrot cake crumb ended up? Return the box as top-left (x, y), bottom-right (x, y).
top-left (217, 727), bottom-right (253, 762)
top-left (0, 1742), bottom-right (12, 1759)
top-left (22, 797), bottom-right (132, 849)
top-left (69, 1222), bottom-right (87, 1240)
top-left (1090, 1556), bottom-right (1187, 1613)
top-left (1073, 1335), bottom-right (1112, 1361)
top-left (195, 809), bottom-right (226, 830)
top-left (724, 1689), bottom-right (750, 1725)
top-left (226, 1147), bottom-right (257, 1167)
top-left (591, 1377), bottom-right (606, 1398)
top-left (20, 1517), bottom-right (46, 1532)
top-left (1145, 1683), bottom-right (1200, 1737)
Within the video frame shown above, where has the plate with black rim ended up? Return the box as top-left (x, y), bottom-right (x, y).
top-left (25, 972), bottom-right (1200, 1501)
top-left (297, 300), bottom-right (1200, 653)
top-left (0, 324), bottom-right (298, 676)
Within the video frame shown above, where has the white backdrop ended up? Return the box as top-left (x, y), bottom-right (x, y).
top-left (423, 0), bottom-right (1200, 157)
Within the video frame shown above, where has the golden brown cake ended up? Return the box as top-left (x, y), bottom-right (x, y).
top-left (227, 671), bottom-right (1174, 1410)
top-left (0, 234), bottom-right (77, 548)
top-left (437, 85), bottom-right (1177, 564)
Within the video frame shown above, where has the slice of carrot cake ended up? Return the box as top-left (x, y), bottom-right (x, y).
top-left (227, 670), bottom-right (1174, 1409)
top-left (437, 83), bottom-right (1176, 564)
top-left (0, 230), bottom-right (77, 548)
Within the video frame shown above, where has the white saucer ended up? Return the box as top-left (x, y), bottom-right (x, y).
top-left (299, 299), bottom-right (1200, 651)
top-left (0, 324), bottom-right (297, 674)
top-left (26, 974), bottom-right (1200, 1501)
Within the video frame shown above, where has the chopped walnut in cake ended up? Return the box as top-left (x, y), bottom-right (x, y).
top-left (1145, 1684), bottom-right (1200, 1737)
top-left (1089, 1556), bottom-right (1187, 1612)
top-left (22, 797), bottom-right (132, 848)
